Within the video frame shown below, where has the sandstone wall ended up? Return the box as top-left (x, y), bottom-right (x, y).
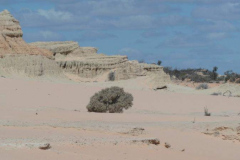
top-left (0, 55), bottom-right (63, 77)
top-left (31, 40), bottom-right (171, 87)
top-left (57, 55), bottom-right (128, 78)
top-left (114, 61), bottom-right (162, 80)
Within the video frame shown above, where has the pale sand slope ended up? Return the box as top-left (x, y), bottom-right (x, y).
top-left (0, 77), bottom-right (240, 160)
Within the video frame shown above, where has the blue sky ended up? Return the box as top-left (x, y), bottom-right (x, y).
top-left (1, 0), bottom-right (240, 73)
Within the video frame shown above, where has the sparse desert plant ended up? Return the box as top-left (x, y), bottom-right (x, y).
top-left (196, 83), bottom-right (209, 90)
top-left (108, 71), bottom-right (115, 81)
top-left (212, 66), bottom-right (218, 80)
top-left (235, 95), bottom-right (240, 98)
top-left (217, 76), bottom-right (225, 81)
top-left (86, 86), bottom-right (133, 113)
top-left (138, 59), bottom-right (145, 63)
top-left (157, 60), bottom-right (162, 66)
top-left (211, 92), bottom-right (222, 96)
top-left (192, 117), bottom-right (196, 123)
top-left (204, 107), bottom-right (211, 116)
top-left (163, 67), bottom-right (213, 82)
top-left (224, 70), bottom-right (240, 83)
top-left (223, 90), bottom-right (232, 97)
top-left (189, 74), bottom-right (212, 83)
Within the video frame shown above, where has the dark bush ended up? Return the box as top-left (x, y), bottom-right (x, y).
top-left (224, 70), bottom-right (240, 83)
top-left (108, 71), bottom-right (115, 81)
top-left (196, 83), bottom-right (209, 90)
top-left (211, 66), bottom-right (218, 80)
top-left (217, 76), bottom-right (225, 81)
top-left (204, 107), bottom-right (211, 116)
top-left (211, 92), bottom-right (221, 96)
top-left (86, 86), bottom-right (133, 113)
top-left (163, 67), bottom-right (217, 83)
top-left (157, 60), bottom-right (162, 66)
top-left (189, 74), bottom-right (212, 83)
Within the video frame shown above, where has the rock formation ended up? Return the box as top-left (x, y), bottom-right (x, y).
top-left (0, 10), bottom-right (53, 58)
top-left (0, 9), bottom-right (170, 88)
top-left (30, 41), bottom-right (97, 57)
top-left (0, 10), bottom-right (62, 78)
top-left (0, 55), bottom-right (63, 77)
top-left (30, 41), bottom-right (170, 88)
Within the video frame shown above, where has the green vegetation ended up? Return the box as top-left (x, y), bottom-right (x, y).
top-left (163, 65), bottom-right (240, 83)
top-left (163, 67), bottom-right (214, 82)
top-left (224, 70), bottom-right (240, 83)
top-left (212, 66), bottom-right (218, 80)
top-left (157, 60), bottom-right (162, 66)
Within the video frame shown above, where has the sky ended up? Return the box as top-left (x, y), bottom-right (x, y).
top-left (1, 0), bottom-right (240, 73)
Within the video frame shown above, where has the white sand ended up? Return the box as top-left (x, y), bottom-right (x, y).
top-left (0, 77), bottom-right (240, 160)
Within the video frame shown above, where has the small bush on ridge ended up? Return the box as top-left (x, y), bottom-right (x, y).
top-left (108, 71), bottom-right (115, 81)
top-left (196, 83), bottom-right (209, 90)
top-left (87, 86), bottom-right (133, 113)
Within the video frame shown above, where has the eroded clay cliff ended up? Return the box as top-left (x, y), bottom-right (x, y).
top-left (0, 10), bottom-right (63, 78)
top-left (31, 41), bottom-right (170, 88)
top-left (0, 10), bottom-right (53, 58)
top-left (0, 9), bottom-right (170, 88)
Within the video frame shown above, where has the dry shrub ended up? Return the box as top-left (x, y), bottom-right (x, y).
top-left (204, 107), bottom-right (211, 116)
top-left (211, 92), bottom-right (221, 96)
top-left (196, 83), bottom-right (209, 90)
top-left (87, 86), bottom-right (133, 113)
top-left (108, 71), bottom-right (115, 81)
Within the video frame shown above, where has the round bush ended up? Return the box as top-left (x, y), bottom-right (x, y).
top-left (87, 86), bottom-right (133, 113)
top-left (196, 83), bottom-right (209, 90)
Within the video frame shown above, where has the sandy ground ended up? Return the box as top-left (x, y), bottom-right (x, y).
top-left (0, 77), bottom-right (240, 160)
